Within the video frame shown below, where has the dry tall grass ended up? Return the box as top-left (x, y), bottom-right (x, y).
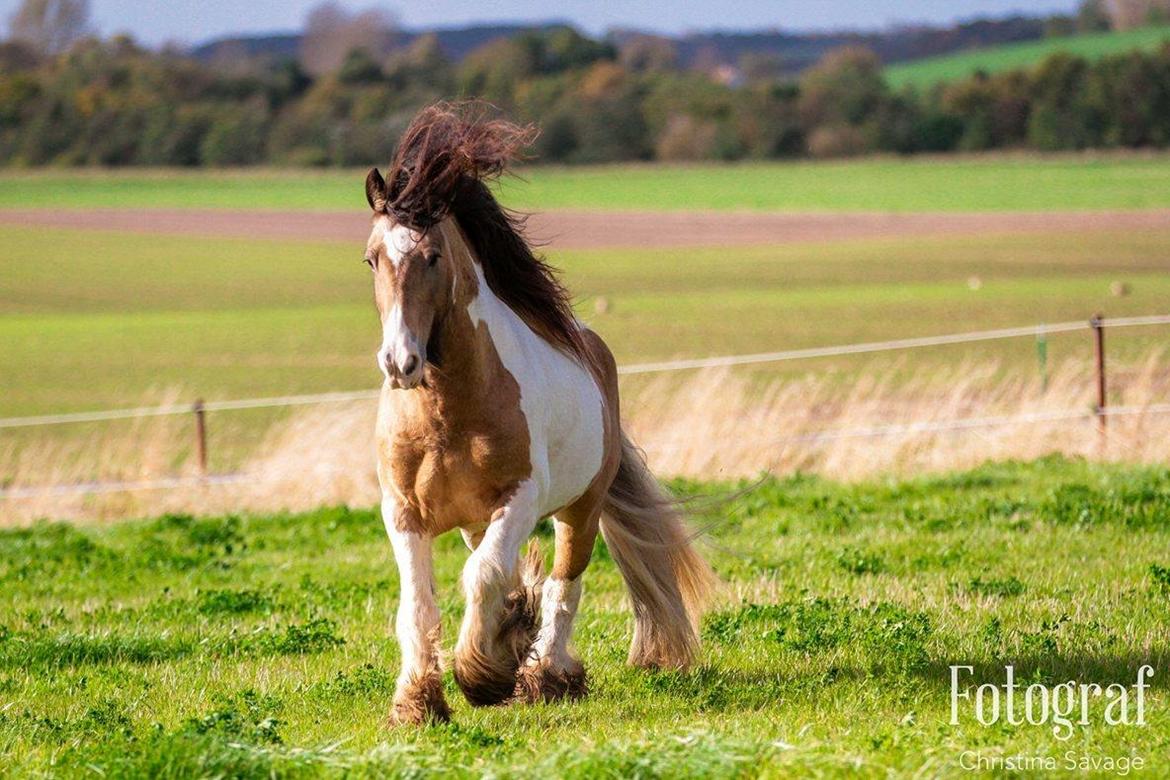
top-left (3, 353), bottom-right (1168, 524)
top-left (625, 352), bottom-right (1170, 479)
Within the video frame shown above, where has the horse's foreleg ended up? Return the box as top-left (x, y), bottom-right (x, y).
top-left (454, 481), bottom-right (540, 706)
top-left (384, 498), bottom-right (449, 725)
top-left (516, 499), bottom-right (599, 703)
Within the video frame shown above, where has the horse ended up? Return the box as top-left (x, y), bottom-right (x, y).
top-left (361, 104), bottom-right (714, 724)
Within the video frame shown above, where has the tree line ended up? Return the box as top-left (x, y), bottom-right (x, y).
top-left (2, 17), bottom-right (1170, 166)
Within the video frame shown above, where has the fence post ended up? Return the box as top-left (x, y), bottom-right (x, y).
top-left (1090, 313), bottom-right (1106, 453)
top-left (193, 398), bottom-right (208, 476)
top-left (1035, 326), bottom-right (1048, 392)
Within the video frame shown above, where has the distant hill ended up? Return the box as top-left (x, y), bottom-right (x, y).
top-left (886, 24), bottom-right (1170, 88)
top-left (191, 16), bottom-right (1049, 76)
top-left (191, 22), bottom-right (573, 64)
top-left (192, 34), bottom-right (300, 62)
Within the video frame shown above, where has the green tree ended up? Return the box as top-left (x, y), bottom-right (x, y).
top-left (941, 70), bottom-right (1031, 150)
top-left (1028, 53), bottom-right (1099, 150)
top-left (337, 47), bottom-right (383, 84)
top-left (799, 47), bottom-right (888, 128)
top-left (458, 37), bottom-right (537, 106)
top-left (200, 102), bottom-right (269, 165)
top-left (1087, 49), bottom-right (1170, 146)
top-left (384, 33), bottom-right (453, 93)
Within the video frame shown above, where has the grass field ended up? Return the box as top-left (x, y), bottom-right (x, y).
top-left (4, 155), bottom-right (1170, 212)
top-left (4, 223), bottom-right (1170, 418)
top-left (1, 458), bottom-right (1167, 776)
top-left (3, 156), bottom-right (1170, 774)
top-left (886, 25), bottom-right (1170, 89)
top-left (4, 159), bottom-right (1170, 505)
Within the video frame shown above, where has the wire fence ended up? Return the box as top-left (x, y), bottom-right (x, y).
top-left (638, 402), bottom-right (1170, 455)
top-left (7, 402), bottom-right (1170, 501)
top-left (4, 314), bottom-right (1169, 431)
top-left (3, 312), bottom-right (1169, 500)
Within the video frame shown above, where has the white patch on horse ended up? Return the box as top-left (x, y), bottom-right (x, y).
top-left (530, 577), bottom-right (582, 668)
top-left (464, 262), bottom-right (605, 517)
top-left (384, 223), bottom-right (421, 269)
top-left (457, 480), bottom-right (540, 658)
top-left (378, 302), bottom-right (421, 381)
top-left (382, 496), bottom-right (440, 687)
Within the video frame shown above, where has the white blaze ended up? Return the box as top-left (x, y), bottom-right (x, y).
top-left (378, 303), bottom-right (424, 379)
top-left (384, 222), bottom-right (420, 268)
top-left (377, 223), bottom-right (425, 378)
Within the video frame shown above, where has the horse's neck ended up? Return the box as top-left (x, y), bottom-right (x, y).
top-left (415, 266), bottom-right (520, 416)
top-left (437, 306), bottom-right (490, 384)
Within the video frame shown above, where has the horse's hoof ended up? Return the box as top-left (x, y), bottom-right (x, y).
top-left (514, 657), bottom-right (587, 703)
top-left (453, 658), bottom-right (518, 706)
top-left (389, 675), bottom-right (451, 725)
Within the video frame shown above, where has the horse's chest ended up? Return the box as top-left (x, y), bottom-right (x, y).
top-left (388, 423), bottom-right (531, 534)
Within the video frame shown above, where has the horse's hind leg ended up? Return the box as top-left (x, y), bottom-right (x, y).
top-left (515, 495), bottom-right (600, 703)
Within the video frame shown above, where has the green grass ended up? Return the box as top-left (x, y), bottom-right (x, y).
top-left (5, 155), bottom-right (1170, 212)
top-left (1, 458), bottom-right (1168, 776)
top-left (887, 25), bottom-right (1170, 89)
top-left (3, 223), bottom-right (1170, 418)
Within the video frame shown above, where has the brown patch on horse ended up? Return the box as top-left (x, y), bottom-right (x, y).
top-left (376, 101), bottom-right (589, 362)
top-left (376, 227), bottom-right (530, 536)
top-left (390, 669), bottom-right (451, 726)
top-left (453, 542), bottom-right (545, 706)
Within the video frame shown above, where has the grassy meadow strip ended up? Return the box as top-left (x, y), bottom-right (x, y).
top-left (1, 458), bottom-right (1168, 776)
top-left (2, 156), bottom-right (1170, 212)
top-left (3, 223), bottom-right (1170, 417)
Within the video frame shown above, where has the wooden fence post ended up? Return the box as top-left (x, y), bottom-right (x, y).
top-left (193, 399), bottom-right (208, 476)
top-left (1035, 327), bottom-right (1048, 392)
top-left (1090, 314), bottom-right (1106, 453)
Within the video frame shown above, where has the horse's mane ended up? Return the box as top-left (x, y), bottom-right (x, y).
top-left (381, 102), bottom-right (587, 362)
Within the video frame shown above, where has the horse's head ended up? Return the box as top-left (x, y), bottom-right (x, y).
top-left (361, 103), bottom-right (582, 388)
top-left (364, 168), bottom-right (459, 390)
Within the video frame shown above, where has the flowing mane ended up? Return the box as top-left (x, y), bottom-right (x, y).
top-left (381, 103), bottom-right (588, 361)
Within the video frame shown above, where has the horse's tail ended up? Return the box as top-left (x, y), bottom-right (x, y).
top-left (599, 432), bottom-right (716, 670)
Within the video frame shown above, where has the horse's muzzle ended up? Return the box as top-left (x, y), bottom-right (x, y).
top-left (381, 347), bottom-right (425, 389)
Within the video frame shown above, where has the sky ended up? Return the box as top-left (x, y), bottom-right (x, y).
top-left (1, 0), bottom-right (1080, 47)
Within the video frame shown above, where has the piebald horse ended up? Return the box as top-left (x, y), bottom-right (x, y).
top-left (362, 105), bottom-right (713, 724)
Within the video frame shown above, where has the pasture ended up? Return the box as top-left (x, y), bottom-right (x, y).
top-left (3, 223), bottom-right (1170, 418)
top-left (2, 159), bottom-right (1170, 775)
top-left (885, 25), bottom-right (1170, 88)
top-left (1, 458), bottom-right (1168, 776)
top-left (3, 158), bottom-right (1170, 512)
top-left (3, 155), bottom-right (1170, 212)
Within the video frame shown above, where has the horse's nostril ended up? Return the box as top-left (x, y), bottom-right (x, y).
top-left (402, 354), bottom-right (419, 376)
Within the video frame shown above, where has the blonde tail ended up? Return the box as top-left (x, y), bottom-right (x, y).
top-left (600, 433), bottom-right (715, 669)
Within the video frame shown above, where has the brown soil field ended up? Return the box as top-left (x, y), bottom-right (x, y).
top-left (1, 208), bottom-right (1168, 248)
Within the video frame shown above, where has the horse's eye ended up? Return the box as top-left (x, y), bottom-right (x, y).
top-left (426, 252), bottom-right (440, 268)
top-left (363, 255), bottom-right (375, 269)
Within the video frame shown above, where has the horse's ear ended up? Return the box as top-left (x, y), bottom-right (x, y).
top-left (365, 168), bottom-right (388, 213)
